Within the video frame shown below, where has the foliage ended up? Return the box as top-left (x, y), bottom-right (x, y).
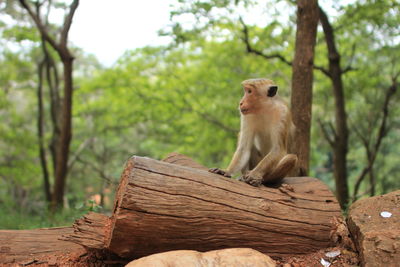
top-left (0, 200), bottom-right (101, 229)
top-left (0, 0), bottom-right (399, 228)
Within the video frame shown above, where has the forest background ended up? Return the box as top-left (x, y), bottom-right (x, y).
top-left (0, 0), bottom-right (399, 229)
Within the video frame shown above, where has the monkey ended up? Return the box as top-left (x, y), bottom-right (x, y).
top-left (210, 78), bottom-right (298, 186)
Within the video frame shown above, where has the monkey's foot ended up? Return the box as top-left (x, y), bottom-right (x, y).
top-left (208, 168), bottom-right (231, 178)
top-left (239, 173), bottom-right (263, 187)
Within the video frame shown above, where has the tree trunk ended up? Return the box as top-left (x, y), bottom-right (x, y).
top-left (44, 45), bottom-right (61, 175)
top-left (52, 56), bottom-right (74, 210)
top-left (290, 0), bottom-right (319, 175)
top-left (37, 58), bottom-right (51, 202)
top-left (18, 0), bottom-right (79, 211)
top-left (319, 7), bottom-right (349, 209)
top-left (68, 154), bottom-right (341, 259)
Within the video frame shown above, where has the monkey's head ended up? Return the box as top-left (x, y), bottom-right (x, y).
top-left (239, 78), bottom-right (278, 115)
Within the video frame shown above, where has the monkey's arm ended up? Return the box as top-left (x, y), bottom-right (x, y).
top-left (209, 121), bottom-right (254, 177)
top-left (225, 121), bottom-right (255, 175)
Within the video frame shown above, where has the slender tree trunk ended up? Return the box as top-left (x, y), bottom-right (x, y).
top-left (39, 38), bottom-right (61, 203)
top-left (290, 0), bottom-right (319, 175)
top-left (37, 59), bottom-right (51, 202)
top-left (369, 164), bottom-right (375, 196)
top-left (45, 52), bottom-right (61, 174)
top-left (319, 7), bottom-right (349, 209)
top-left (52, 55), bottom-right (74, 210)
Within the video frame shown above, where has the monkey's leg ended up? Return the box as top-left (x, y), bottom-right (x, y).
top-left (240, 152), bottom-right (283, 187)
top-left (262, 154), bottom-right (298, 183)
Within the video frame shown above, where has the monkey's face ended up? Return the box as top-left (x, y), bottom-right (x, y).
top-left (239, 86), bottom-right (264, 115)
top-left (239, 84), bottom-right (278, 115)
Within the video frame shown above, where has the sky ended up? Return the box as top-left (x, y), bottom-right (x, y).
top-left (67, 0), bottom-right (285, 67)
top-left (69, 0), bottom-right (175, 66)
top-left (0, 1), bottom-right (349, 67)
top-left (63, 0), bottom-right (344, 67)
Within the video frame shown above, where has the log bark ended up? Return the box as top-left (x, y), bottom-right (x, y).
top-left (0, 214), bottom-right (128, 266)
top-left (69, 154), bottom-right (341, 259)
top-left (0, 227), bottom-right (86, 265)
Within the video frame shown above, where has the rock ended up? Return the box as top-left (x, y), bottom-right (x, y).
top-left (347, 190), bottom-right (400, 267)
top-left (126, 248), bottom-right (276, 267)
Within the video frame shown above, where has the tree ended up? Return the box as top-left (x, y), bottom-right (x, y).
top-left (289, 0), bottom-right (319, 175)
top-left (352, 75), bottom-right (398, 200)
top-left (18, 0), bottom-right (79, 210)
top-left (316, 6), bottom-right (350, 209)
top-left (313, 0), bottom-right (400, 206)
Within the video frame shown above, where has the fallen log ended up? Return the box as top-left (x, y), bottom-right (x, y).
top-left (0, 227), bottom-right (86, 266)
top-left (68, 154), bottom-right (341, 259)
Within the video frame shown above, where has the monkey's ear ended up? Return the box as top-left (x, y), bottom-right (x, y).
top-left (267, 85), bottom-right (278, 97)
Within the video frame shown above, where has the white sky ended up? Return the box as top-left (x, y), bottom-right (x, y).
top-left (66, 0), bottom-right (343, 67)
top-left (69, 0), bottom-right (175, 66)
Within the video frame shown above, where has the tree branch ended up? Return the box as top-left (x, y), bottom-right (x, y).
top-left (371, 76), bottom-right (397, 156)
top-left (353, 184), bottom-right (372, 200)
top-left (68, 137), bottom-right (93, 170)
top-left (352, 121), bottom-right (369, 149)
top-left (239, 16), bottom-right (334, 77)
top-left (239, 17), bottom-right (292, 66)
top-left (352, 77), bottom-right (398, 201)
top-left (342, 43), bottom-right (357, 74)
top-left (352, 165), bottom-right (370, 202)
top-left (313, 65), bottom-right (331, 77)
top-left (317, 118), bottom-right (335, 147)
top-left (76, 157), bottom-right (118, 185)
top-left (18, 0), bottom-right (59, 52)
top-left (60, 0), bottom-right (79, 50)
top-left (197, 111), bottom-right (237, 134)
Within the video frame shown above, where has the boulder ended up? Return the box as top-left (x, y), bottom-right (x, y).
top-left (347, 190), bottom-right (400, 267)
top-left (126, 248), bottom-right (276, 267)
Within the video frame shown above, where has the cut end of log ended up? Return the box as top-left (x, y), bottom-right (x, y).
top-left (64, 212), bottom-right (110, 249)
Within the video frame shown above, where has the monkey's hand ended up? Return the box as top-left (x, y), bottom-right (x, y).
top-left (209, 168), bottom-right (231, 178)
top-left (239, 172), bottom-right (263, 187)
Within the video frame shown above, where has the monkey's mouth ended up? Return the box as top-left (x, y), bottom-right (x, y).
top-left (240, 108), bottom-right (250, 114)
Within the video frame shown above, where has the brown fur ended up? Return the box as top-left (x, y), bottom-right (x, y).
top-left (210, 78), bottom-right (298, 186)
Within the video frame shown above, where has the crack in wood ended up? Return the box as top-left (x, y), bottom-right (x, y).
top-left (129, 170), bottom-right (339, 216)
top-left (134, 163), bottom-right (337, 204)
top-left (118, 205), bottom-right (330, 243)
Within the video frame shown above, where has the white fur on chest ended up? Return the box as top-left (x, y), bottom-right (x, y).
top-left (254, 128), bottom-right (272, 155)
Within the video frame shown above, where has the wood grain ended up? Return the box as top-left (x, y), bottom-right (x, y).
top-left (0, 227), bottom-right (86, 265)
top-left (65, 212), bottom-right (109, 249)
top-left (103, 155), bottom-right (341, 258)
